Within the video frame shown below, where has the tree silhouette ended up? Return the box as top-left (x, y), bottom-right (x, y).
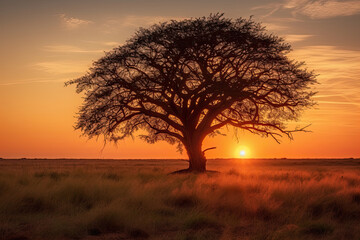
top-left (66, 14), bottom-right (316, 172)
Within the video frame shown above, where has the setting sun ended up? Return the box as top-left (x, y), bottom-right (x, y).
top-left (235, 146), bottom-right (250, 158)
top-left (240, 150), bottom-right (246, 157)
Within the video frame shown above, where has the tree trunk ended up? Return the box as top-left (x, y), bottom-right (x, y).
top-left (185, 136), bottom-right (206, 172)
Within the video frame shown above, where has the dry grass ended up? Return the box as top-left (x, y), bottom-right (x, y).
top-left (0, 158), bottom-right (359, 240)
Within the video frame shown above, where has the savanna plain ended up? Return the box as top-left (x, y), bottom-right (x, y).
top-left (0, 158), bottom-right (359, 240)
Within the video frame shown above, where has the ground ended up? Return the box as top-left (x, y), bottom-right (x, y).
top-left (0, 158), bottom-right (359, 240)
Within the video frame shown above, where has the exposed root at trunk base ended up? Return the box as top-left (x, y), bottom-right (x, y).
top-left (170, 169), bottom-right (219, 174)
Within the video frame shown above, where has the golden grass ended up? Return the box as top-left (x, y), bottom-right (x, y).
top-left (0, 158), bottom-right (359, 240)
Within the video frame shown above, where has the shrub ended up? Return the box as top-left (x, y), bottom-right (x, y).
top-left (302, 222), bottom-right (334, 236)
top-left (87, 210), bottom-right (125, 235)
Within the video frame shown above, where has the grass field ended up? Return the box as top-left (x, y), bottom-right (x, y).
top-left (0, 158), bottom-right (359, 240)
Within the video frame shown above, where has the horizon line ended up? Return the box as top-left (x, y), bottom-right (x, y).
top-left (1, 157), bottom-right (359, 161)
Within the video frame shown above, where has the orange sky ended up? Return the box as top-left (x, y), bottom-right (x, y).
top-left (1, 0), bottom-right (360, 159)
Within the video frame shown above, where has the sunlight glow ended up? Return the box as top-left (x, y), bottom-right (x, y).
top-left (235, 145), bottom-right (250, 158)
top-left (240, 150), bottom-right (246, 156)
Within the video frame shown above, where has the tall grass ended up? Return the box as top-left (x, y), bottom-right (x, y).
top-left (0, 159), bottom-right (359, 239)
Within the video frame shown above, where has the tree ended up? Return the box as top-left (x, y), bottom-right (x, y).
top-left (66, 14), bottom-right (316, 172)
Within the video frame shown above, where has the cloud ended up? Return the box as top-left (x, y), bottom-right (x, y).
top-left (284, 34), bottom-right (313, 42)
top-left (33, 61), bottom-right (89, 74)
top-left (255, 0), bottom-right (360, 19)
top-left (44, 45), bottom-right (103, 53)
top-left (263, 22), bottom-right (289, 31)
top-left (289, 0), bottom-right (360, 19)
top-left (81, 41), bottom-right (122, 48)
top-left (103, 42), bottom-right (120, 46)
top-left (58, 14), bottom-right (92, 29)
top-left (283, 0), bottom-right (311, 9)
top-left (0, 78), bottom-right (68, 86)
top-left (292, 45), bottom-right (360, 80)
top-left (290, 45), bottom-right (360, 119)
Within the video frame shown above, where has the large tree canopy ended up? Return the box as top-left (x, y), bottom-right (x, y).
top-left (66, 14), bottom-right (316, 172)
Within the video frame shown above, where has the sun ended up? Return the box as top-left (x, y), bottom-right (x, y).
top-left (235, 145), bottom-right (250, 158)
top-left (240, 150), bottom-right (246, 157)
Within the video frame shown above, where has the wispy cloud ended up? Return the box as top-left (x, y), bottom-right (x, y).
top-left (291, 45), bottom-right (360, 119)
top-left (0, 78), bottom-right (68, 86)
top-left (102, 41), bottom-right (120, 46)
top-left (58, 14), bottom-right (92, 30)
top-left (33, 61), bottom-right (89, 74)
top-left (263, 22), bottom-right (289, 31)
top-left (81, 41), bottom-right (122, 48)
top-left (44, 45), bottom-right (103, 53)
top-left (284, 34), bottom-right (313, 42)
top-left (283, 0), bottom-right (311, 9)
top-left (292, 45), bottom-right (360, 80)
top-left (288, 0), bottom-right (360, 19)
top-left (255, 0), bottom-right (360, 19)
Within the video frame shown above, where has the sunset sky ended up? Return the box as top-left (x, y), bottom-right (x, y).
top-left (1, 0), bottom-right (359, 159)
